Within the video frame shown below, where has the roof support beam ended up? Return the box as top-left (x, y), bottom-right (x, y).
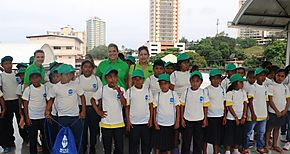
top-left (243, 13), bottom-right (290, 19)
top-left (272, 0), bottom-right (289, 16)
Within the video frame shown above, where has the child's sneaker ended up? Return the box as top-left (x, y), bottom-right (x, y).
top-left (284, 142), bottom-right (290, 151)
top-left (242, 148), bottom-right (249, 154)
top-left (281, 135), bottom-right (287, 142)
top-left (256, 148), bottom-right (268, 154)
top-left (232, 151), bottom-right (241, 154)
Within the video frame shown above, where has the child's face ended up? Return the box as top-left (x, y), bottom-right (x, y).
top-left (237, 69), bottom-right (245, 77)
top-left (153, 66), bottom-right (165, 77)
top-left (236, 81), bottom-right (244, 90)
top-left (138, 50), bottom-right (149, 63)
top-left (275, 71), bottom-right (286, 84)
top-left (165, 65), bottom-right (175, 75)
top-left (61, 73), bottom-right (71, 83)
top-left (210, 75), bottom-right (222, 87)
top-left (256, 73), bottom-right (266, 83)
top-left (18, 73), bottom-right (24, 82)
top-left (105, 72), bottom-right (118, 88)
top-left (159, 81), bottom-right (170, 92)
top-left (133, 77), bottom-right (144, 88)
top-left (81, 63), bottom-right (94, 77)
top-left (51, 72), bottom-right (61, 84)
top-left (227, 70), bottom-right (237, 78)
top-left (267, 72), bottom-right (275, 79)
top-left (247, 74), bottom-right (256, 84)
top-left (190, 76), bottom-right (202, 90)
top-left (1, 61), bottom-right (12, 73)
top-left (69, 72), bottom-right (75, 81)
top-left (30, 74), bottom-right (41, 86)
top-left (180, 60), bottom-right (190, 71)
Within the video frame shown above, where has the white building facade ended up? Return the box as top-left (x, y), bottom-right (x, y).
top-left (86, 17), bottom-right (106, 51)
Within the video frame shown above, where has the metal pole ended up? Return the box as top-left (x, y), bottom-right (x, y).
top-left (286, 23), bottom-right (290, 66)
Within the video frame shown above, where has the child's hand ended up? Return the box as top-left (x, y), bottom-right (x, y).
top-left (202, 118), bottom-right (208, 128)
top-left (126, 121), bottom-right (133, 132)
top-left (45, 110), bottom-right (51, 119)
top-left (113, 86), bottom-right (122, 93)
top-left (222, 117), bottom-right (227, 125)
top-left (148, 119), bottom-right (153, 128)
top-left (154, 122), bottom-right (160, 130)
top-left (0, 112), bottom-right (4, 118)
top-left (276, 111), bottom-right (282, 117)
top-left (174, 121), bottom-right (180, 129)
top-left (181, 118), bottom-right (186, 128)
top-left (235, 117), bottom-right (240, 126)
top-left (26, 117), bottom-right (32, 126)
top-left (281, 109), bottom-right (288, 116)
top-left (240, 118), bottom-right (246, 125)
top-left (97, 110), bottom-right (107, 118)
top-left (251, 114), bottom-right (257, 121)
top-left (79, 111), bottom-right (86, 119)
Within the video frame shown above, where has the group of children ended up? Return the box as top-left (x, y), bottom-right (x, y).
top-left (1, 51), bottom-right (290, 154)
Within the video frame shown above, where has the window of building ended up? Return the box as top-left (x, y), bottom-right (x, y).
top-left (66, 46), bottom-right (73, 50)
top-left (53, 46), bottom-right (61, 50)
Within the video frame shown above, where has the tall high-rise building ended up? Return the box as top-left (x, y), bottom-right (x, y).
top-left (149, 0), bottom-right (182, 54)
top-left (86, 17), bottom-right (106, 51)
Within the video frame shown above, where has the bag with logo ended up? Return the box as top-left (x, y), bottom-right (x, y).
top-left (52, 127), bottom-right (77, 154)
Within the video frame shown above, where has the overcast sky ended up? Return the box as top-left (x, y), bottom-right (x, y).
top-left (0, 0), bottom-right (240, 48)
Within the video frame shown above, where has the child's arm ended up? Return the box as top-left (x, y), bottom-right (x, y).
top-left (248, 97), bottom-right (257, 121)
top-left (18, 96), bottom-right (23, 116)
top-left (180, 105), bottom-right (185, 128)
top-left (268, 96), bottom-right (282, 117)
top-left (202, 107), bottom-right (208, 127)
top-left (153, 107), bottom-right (159, 130)
top-left (174, 105), bottom-right (180, 129)
top-left (0, 97), bottom-right (5, 118)
top-left (79, 95), bottom-right (86, 119)
top-left (45, 98), bottom-right (54, 119)
top-left (91, 97), bottom-right (107, 117)
top-left (23, 100), bottom-right (31, 126)
top-left (241, 101), bottom-right (248, 124)
top-left (148, 103), bottom-right (153, 128)
top-left (125, 105), bottom-right (132, 131)
top-left (228, 106), bottom-right (239, 126)
top-left (283, 97), bottom-right (290, 116)
top-left (223, 101), bottom-right (227, 125)
top-left (114, 86), bottom-right (127, 106)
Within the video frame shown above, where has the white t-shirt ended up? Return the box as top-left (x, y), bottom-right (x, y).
top-left (126, 86), bottom-right (153, 124)
top-left (180, 88), bottom-right (209, 121)
top-left (170, 71), bottom-right (191, 97)
top-left (265, 78), bottom-right (274, 87)
top-left (22, 84), bottom-right (48, 119)
top-left (221, 78), bottom-right (230, 91)
top-left (76, 75), bottom-right (102, 106)
top-left (247, 82), bottom-right (268, 121)
top-left (0, 90), bottom-right (3, 111)
top-left (46, 82), bottom-right (58, 116)
top-left (92, 85), bottom-right (125, 126)
top-left (48, 82), bottom-right (85, 117)
top-left (16, 84), bottom-right (25, 109)
top-left (243, 81), bottom-right (254, 94)
top-left (153, 90), bottom-right (179, 126)
top-left (204, 85), bottom-right (225, 117)
top-left (144, 75), bottom-right (160, 97)
top-left (0, 72), bottom-right (19, 100)
top-left (226, 89), bottom-right (248, 120)
top-left (268, 82), bottom-right (290, 113)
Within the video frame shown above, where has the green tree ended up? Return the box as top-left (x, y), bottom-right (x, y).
top-left (264, 40), bottom-right (286, 67)
top-left (88, 45), bottom-right (108, 60)
top-left (185, 52), bottom-right (207, 68)
top-left (236, 37), bottom-right (257, 49)
top-left (243, 54), bottom-right (260, 68)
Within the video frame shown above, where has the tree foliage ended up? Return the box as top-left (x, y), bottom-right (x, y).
top-left (264, 40), bottom-right (286, 68)
top-left (88, 45), bottom-right (108, 60)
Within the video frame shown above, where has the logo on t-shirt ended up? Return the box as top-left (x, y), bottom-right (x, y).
top-left (145, 95), bottom-right (149, 101)
top-left (43, 93), bottom-right (47, 97)
top-left (170, 97), bottom-right (174, 104)
top-left (200, 96), bottom-right (204, 103)
top-left (92, 83), bottom-right (97, 89)
top-left (265, 91), bottom-right (267, 96)
top-left (117, 93), bottom-right (121, 99)
top-left (68, 89), bottom-right (74, 95)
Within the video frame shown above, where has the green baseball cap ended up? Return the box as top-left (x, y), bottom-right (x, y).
top-left (209, 69), bottom-right (222, 77)
top-left (132, 69), bottom-right (145, 78)
top-left (254, 67), bottom-right (268, 76)
top-left (165, 62), bottom-right (174, 67)
top-left (49, 61), bottom-right (58, 69)
top-left (158, 73), bottom-right (170, 82)
top-left (50, 66), bottom-right (58, 74)
top-left (1, 56), bottom-right (13, 64)
top-left (56, 64), bottom-right (72, 74)
top-left (29, 56), bottom-right (34, 64)
top-left (125, 55), bottom-right (136, 64)
top-left (16, 68), bottom-right (26, 76)
top-left (27, 68), bottom-right (41, 77)
top-left (230, 73), bottom-right (247, 84)
top-left (16, 62), bottom-right (28, 69)
top-left (177, 53), bottom-right (191, 62)
top-left (68, 65), bottom-right (75, 73)
top-left (225, 64), bottom-right (236, 71)
top-left (190, 71), bottom-right (203, 80)
top-left (104, 66), bottom-right (118, 77)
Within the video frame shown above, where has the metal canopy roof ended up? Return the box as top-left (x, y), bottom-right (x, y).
top-left (229, 0), bottom-right (290, 31)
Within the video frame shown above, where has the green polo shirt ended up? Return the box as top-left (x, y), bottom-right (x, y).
top-left (24, 63), bottom-right (46, 85)
top-left (129, 63), bottom-right (153, 79)
top-left (96, 58), bottom-right (129, 89)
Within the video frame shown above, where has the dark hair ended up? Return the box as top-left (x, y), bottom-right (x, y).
top-left (226, 81), bottom-right (238, 93)
top-left (176, 59), bottom-right (190, 71)
top-left (34, 50), bottom-right (45, 56)
top-left (261, 61), bottom-right (272, 69)
top-left (108, 43), bottom-right (119, 52)
top-left (81, 60), bottom-right (95, 68)
top-left (190, 65), bottom-right (199, 73)
top-left (247, 70), bottom-right (255, 76)
top-left (138, 46), bottom-right (150, 55)
top-left (285, 65), bottom-right (290, 75)
top-left (153, 59), bottom-right (165, 68)
top-left (118, 53), bottom-right (125, 61)
top-left (237, 67), bottom-right (246, 72)
top-left (267, 65), bottom-right (280, 74)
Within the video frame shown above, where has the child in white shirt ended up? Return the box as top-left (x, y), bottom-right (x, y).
top-left (221, 64), bottom-right (237, 90)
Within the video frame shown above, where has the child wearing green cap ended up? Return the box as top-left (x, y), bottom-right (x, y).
top-left (91, 67), bottom-right (126, 154)
top-left (221, 64), bottom-right (237, 90)
top-left (151, 73), bottom-right (180, 154)
top-left (45, 64), bottom-right (86, 153)
top-left (22, 69), bottom-right (49, 154)
top-left (125, 55), bottom-right (136, 68)
top-left (165, 62), bottom-right (175, 75)
top-left (180, 71), bottom-right (209, 154)
top-left (223, 74), bottom-right (248, 154)
top-left (243, 70), bottom-right (256, 94)
top-left (243, 67), bottom-right (269, 154)
top-left (125, 69), bottom-right (153, 154)
top-left (144, 59), bottom-right (165, 96)
top-left (265, 69), bottom-right (290, 152)
top-left (203, 69), bottom-right (226, 154)
top-left (76, 60), bottom-right (102, 153)
top-left (265, 65), bottom-right (279, 87)
top-left (0, 55), bottom-right (26, 151)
